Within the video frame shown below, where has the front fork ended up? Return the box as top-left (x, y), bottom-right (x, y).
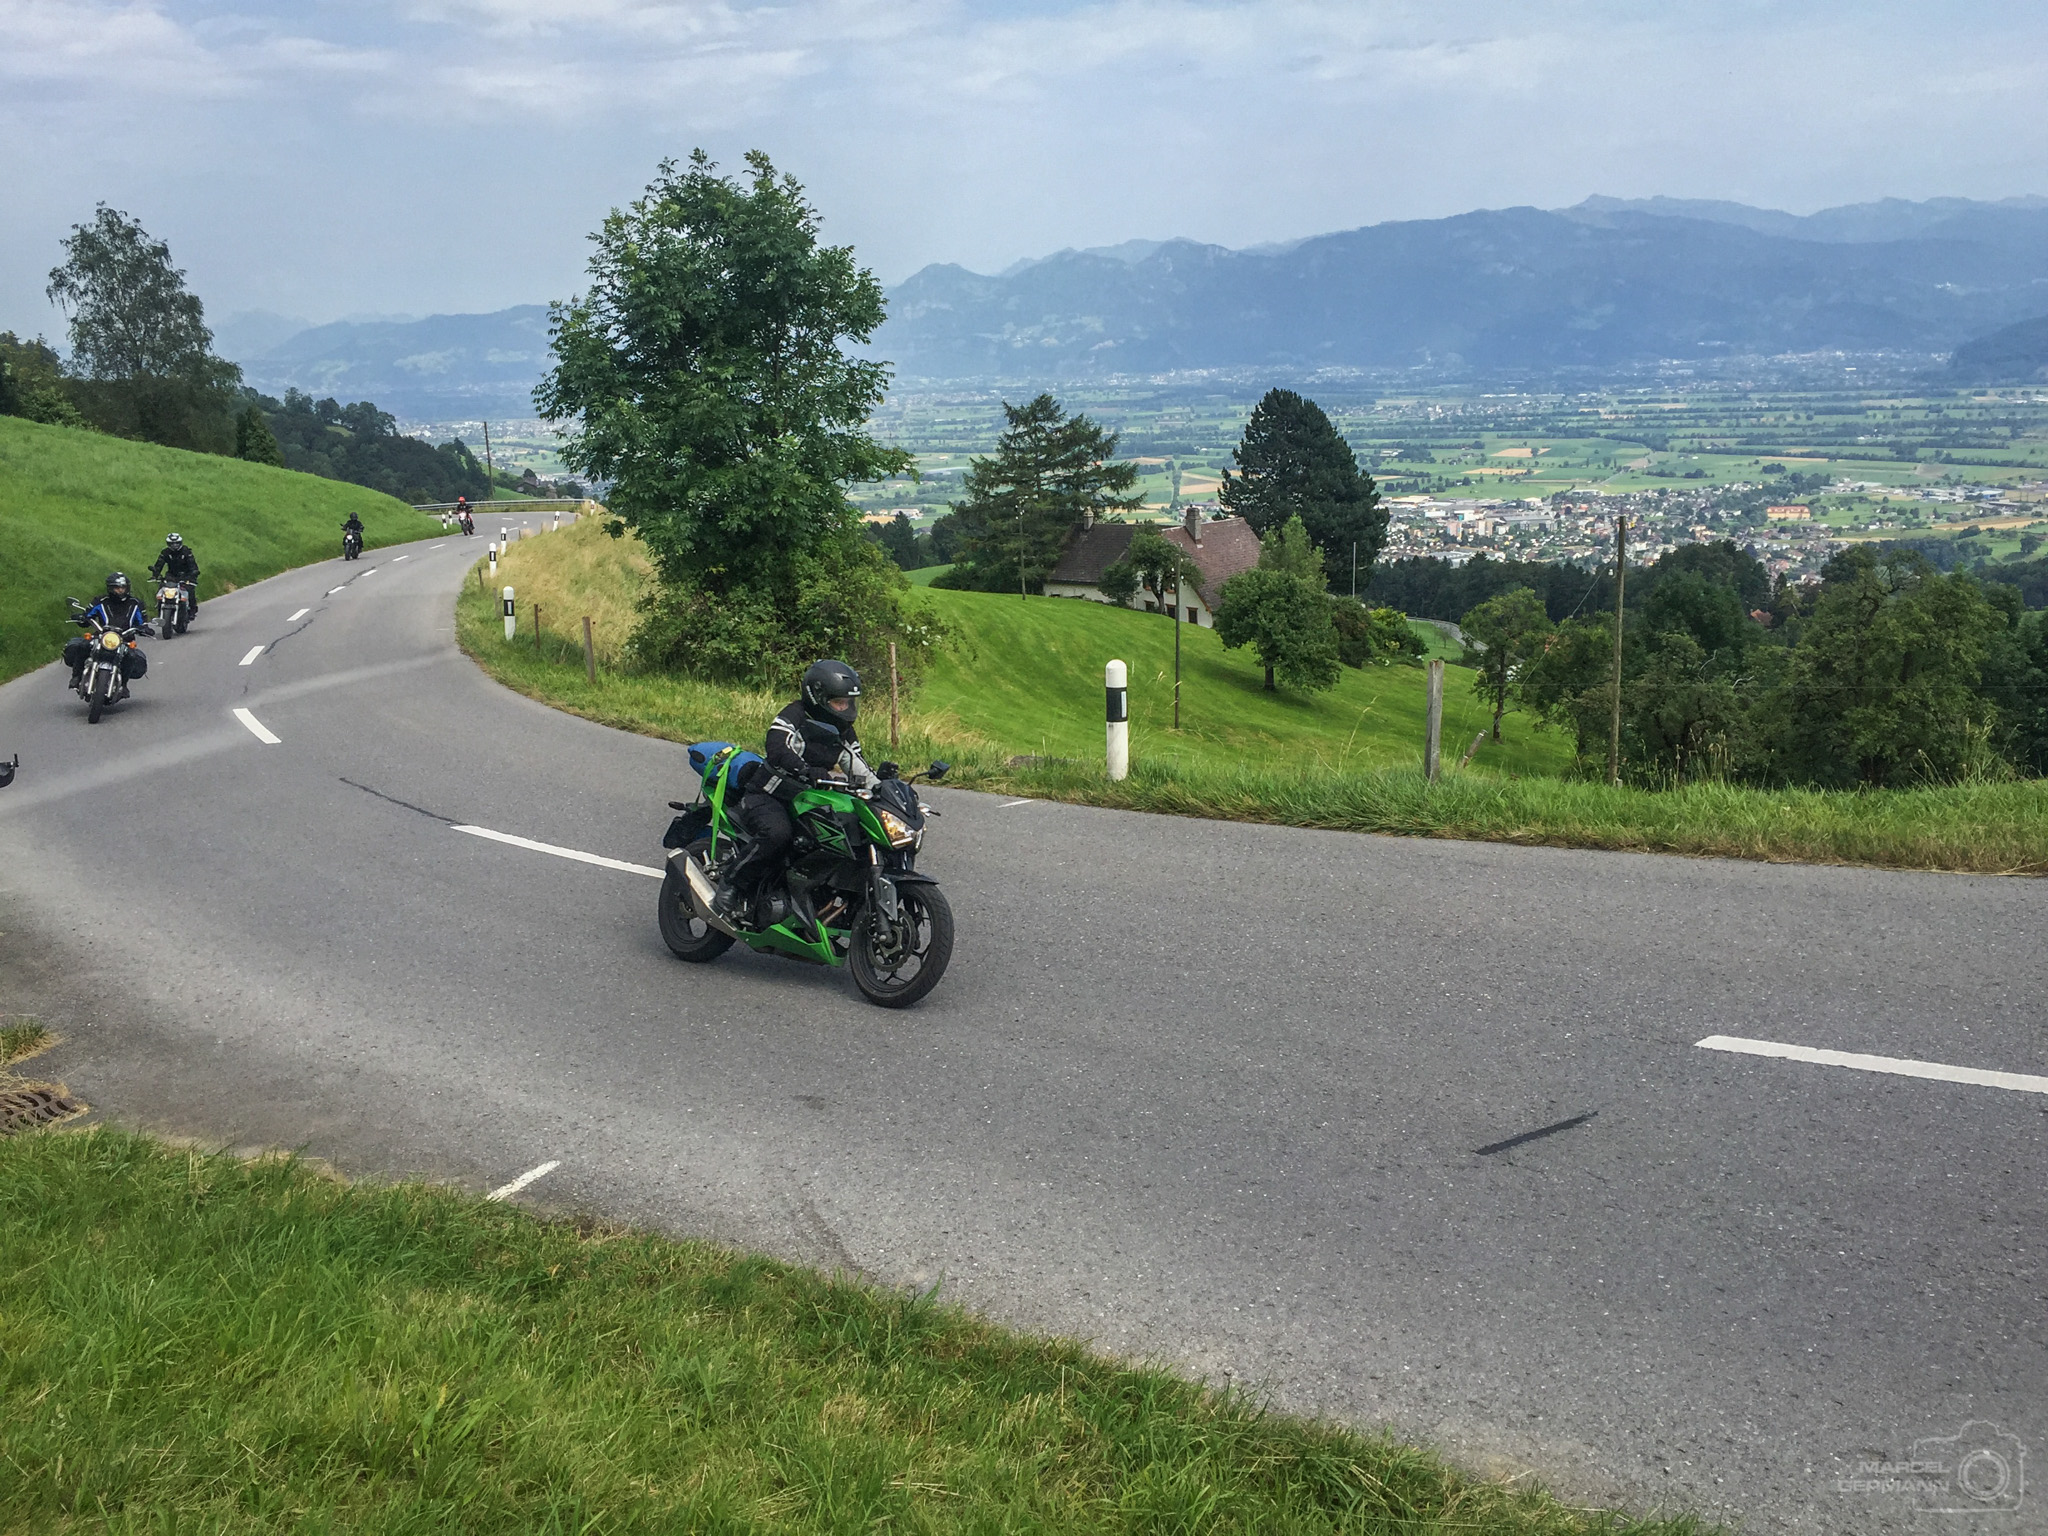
top-left (868, 846), bottom-right (900, 924)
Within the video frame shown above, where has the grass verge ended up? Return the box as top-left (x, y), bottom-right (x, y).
top-left (456, 529), bottom-right (2048, 875)
top-left (0, 415), bottom-right (437, 685)
top-left (0, 1126), bottom-right (1710, 1534)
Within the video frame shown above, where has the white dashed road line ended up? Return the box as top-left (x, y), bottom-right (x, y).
top-left (451, 823), bottom-right (663, 878)
top-left (361, 566), bottom-right (378, 576)
top-left (325, 587), bottom-right (345, 597)
top-left (288, 608), bottom-right (310, 621)
top-left (998, 799), bottom-right (1034, 808)
top-left (430, 543), bottom-right (447, 550)
top-left (238, 645), bottom-right (266, 666)
top-left (393, 554), bottom-right (409, 561)
top-left (1697, 1035), bottom-right (2048, 1096)
top-left (487, 1161), bottom-right (560, 1201)
top-left (232, 708), bottom-right (281, 745)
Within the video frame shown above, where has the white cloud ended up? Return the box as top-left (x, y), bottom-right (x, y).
top-left (3, 0), bottom-right (2046, 333)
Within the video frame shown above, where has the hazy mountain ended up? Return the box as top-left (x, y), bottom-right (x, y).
top-left (214, 309), bottom-right (313, 361)
top-left (877, 196), bottom-right (2048, 383)
top-left (1948, 314), bottom-right (2048, 383)
top-left (237, 306), bottom-right (554, 420)
top-left (230, 197), bottom-right (2048, 402)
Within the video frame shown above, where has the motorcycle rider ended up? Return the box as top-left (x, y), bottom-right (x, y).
top-left (149, 532), bottom-right (201, 617)
top-left (455, 494), bottom-right (472, 533)
top-left (341, 510), bottom-right (364, 551)
top-left (711, 658), bottom-right (872, 924)
top-left (64, 572), bottom-right (153, 688)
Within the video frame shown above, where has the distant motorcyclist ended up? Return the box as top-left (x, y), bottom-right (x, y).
top-left (455, 496), bottom-right (475, 535)
top-left (341, 510), bottom-right (364, 558)
top-left (64, 572), bottom-right (153, 686)
top-left (711, 659), bottom-right (872, 923)
top-left (149, 531), bottom-right (201, 614)
top-left (342, 511), bottom-right (364, 537)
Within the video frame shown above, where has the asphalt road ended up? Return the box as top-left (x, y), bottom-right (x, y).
top-left (1, 532), bottom-right (2043, 1534)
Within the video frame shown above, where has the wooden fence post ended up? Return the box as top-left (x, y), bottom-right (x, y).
top-left (889, 641), bottom-right (901, 750)
top-left (582, 616), bottom-right (596, 684)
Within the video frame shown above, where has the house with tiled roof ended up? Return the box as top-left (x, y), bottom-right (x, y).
top-left (1044, 507), bottom-right (1262, 627)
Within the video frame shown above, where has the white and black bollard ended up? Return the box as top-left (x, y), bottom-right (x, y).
top-left (1105, 659), bottom-right (1129, 781)
top-left (502, 586), bottom-right (516, 641)
top-left (487, 542), bottom-right (498, 578)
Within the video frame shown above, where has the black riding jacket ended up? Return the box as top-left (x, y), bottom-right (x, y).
top-left (757, 700), bottom-right (865, 798)
top-left (151, 546), bottom-right (199, 582)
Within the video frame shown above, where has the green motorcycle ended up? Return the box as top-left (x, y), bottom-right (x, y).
top-left (658, 741), bottom-right (955, 1008)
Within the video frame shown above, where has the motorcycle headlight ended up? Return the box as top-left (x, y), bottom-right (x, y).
top-left (100, 632), bottom-right (122, 651)
top-left (159, 587), bottom-right (175, 601)
top-left (873, 805), bottom-right (920, 848)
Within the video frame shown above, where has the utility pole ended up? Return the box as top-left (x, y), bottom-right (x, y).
top-left (1018, 503), bottom-right (1026, 601)
top-left (482, 419), bottom-right (495, 485)
top-left (1352, 542), bottom-right (1358, 601)
top-left (1607, 515), bottom-right (1627, 787)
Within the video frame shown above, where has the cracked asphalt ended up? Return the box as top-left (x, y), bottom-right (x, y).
top-left (0, 532), bottom-right (2042, 1534)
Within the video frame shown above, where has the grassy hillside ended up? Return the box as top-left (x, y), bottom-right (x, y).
top-left (0, 416), bottom-right (436, 685)
top-left (458, 522), bottom-right (2048, 873)
top-left (464, 518), bottom-right (1565, 777)
top-left (920, 589), bottom-right (1568, 777)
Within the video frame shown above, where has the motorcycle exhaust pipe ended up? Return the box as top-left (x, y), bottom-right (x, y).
top-left (675, 850), bottom-right (740, 938)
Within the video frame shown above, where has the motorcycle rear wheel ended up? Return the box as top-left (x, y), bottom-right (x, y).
top-left (659, 845), bottom-right (734, 962)
top-left (849, 884), bottom-right (953, 1008)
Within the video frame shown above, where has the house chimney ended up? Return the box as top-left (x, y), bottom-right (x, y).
top-left (1184, 505), bottom-right (1200, 542)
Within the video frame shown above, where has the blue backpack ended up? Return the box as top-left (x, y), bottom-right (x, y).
top-left (686, 740), bottom-right (764, 798)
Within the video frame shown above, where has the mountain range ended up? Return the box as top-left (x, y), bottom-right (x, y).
top-left (221, 195), bottom-right (2048, 414)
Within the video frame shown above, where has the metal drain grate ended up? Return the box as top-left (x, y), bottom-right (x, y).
top-left (0, 1086), bottom-right (85, 1135)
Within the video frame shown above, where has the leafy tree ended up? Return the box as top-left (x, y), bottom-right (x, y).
top-left (1126, 527), bottom-right (1199, 616)
top-left (1981, 605), bottom-right (2048, 774)
top-left (537, 152), bottom-right (929, 685)
top-left (1758, 547), bottom-right (2003, 787)
top-left (1330, 602), bottom-right (1422, 667)
top-left (939, 394), bottom-right (1142, 593)
top-left (1517, 613), bottom-right (1620, 764)
top-left (46, 206), bottom-right (241, 452)
top-left (1216, 569), bottom-right (1341, 693)
top-left (1214, 519), bottom-right (1343, 693)
top-left (1623, 634), bottom-right (1746, 783)
top-left (1219, 388), bottom-right (1386, 572)
top-left (0, 332), bottom-right (88, 428)
top-left (1461, 588), bottom-right (1552, 741)
top-left (1643, 571), bottom-right (1754, 658)
top-left (234, 403), bottom-right (285, 467)
top-left (1097, 558), bottom-right (1141, 607)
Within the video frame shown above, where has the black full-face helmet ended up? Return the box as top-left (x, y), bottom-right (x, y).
top-left (106, 572), bottom-right (131, 601)
top-left (801, 659), bottom-right (861, 726)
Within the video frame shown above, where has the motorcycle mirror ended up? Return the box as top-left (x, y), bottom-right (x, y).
top-left (928, 761), bottom-right (950, 780)
top-left (0, 754), bottom-right (16, 789)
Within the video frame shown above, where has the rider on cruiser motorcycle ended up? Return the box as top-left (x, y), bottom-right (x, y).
top-left (63, 572), bottom-right (153, 685)
top-left (711, 658), bottom-right (872, 924)
top-left (149, 532), bottom-right (201, 612)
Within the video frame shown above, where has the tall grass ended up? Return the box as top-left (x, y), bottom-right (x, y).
top-left (457, 562), bottom-right (2048, 874)
top-left (0, 1127), bottom-right (1711, 1534)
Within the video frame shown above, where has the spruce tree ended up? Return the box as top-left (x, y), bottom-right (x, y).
top-left (940, 394), bottom-right (1143, 593)
top-left (235, 403), bottom-right (286, 466)
top-left (1219, 388), bottom-right (1386, 577)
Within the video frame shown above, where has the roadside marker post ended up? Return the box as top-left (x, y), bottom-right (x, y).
top-left (1106, 659), bottom-right (1129, 781)
top-left (503, 587), bottom-right (516, 642)
top-left (1424, 659), bottom-right (1444, 781)
top-left (488, 543), bottom-right (498, 579)
top-left (582, 616), bottom-right (596, 684)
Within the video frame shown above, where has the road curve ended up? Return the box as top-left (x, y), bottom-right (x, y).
top-left (1, 534), bottom-right (2042, 1535)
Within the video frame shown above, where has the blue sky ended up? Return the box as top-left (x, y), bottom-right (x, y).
top-left (4, 0), bottom-right (2046, 340)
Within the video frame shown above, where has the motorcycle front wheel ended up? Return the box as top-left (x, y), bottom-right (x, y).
top-left (849, 883), bottom-right (954, 1008)
top-left (658, 846), bottom-right (734, 963)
